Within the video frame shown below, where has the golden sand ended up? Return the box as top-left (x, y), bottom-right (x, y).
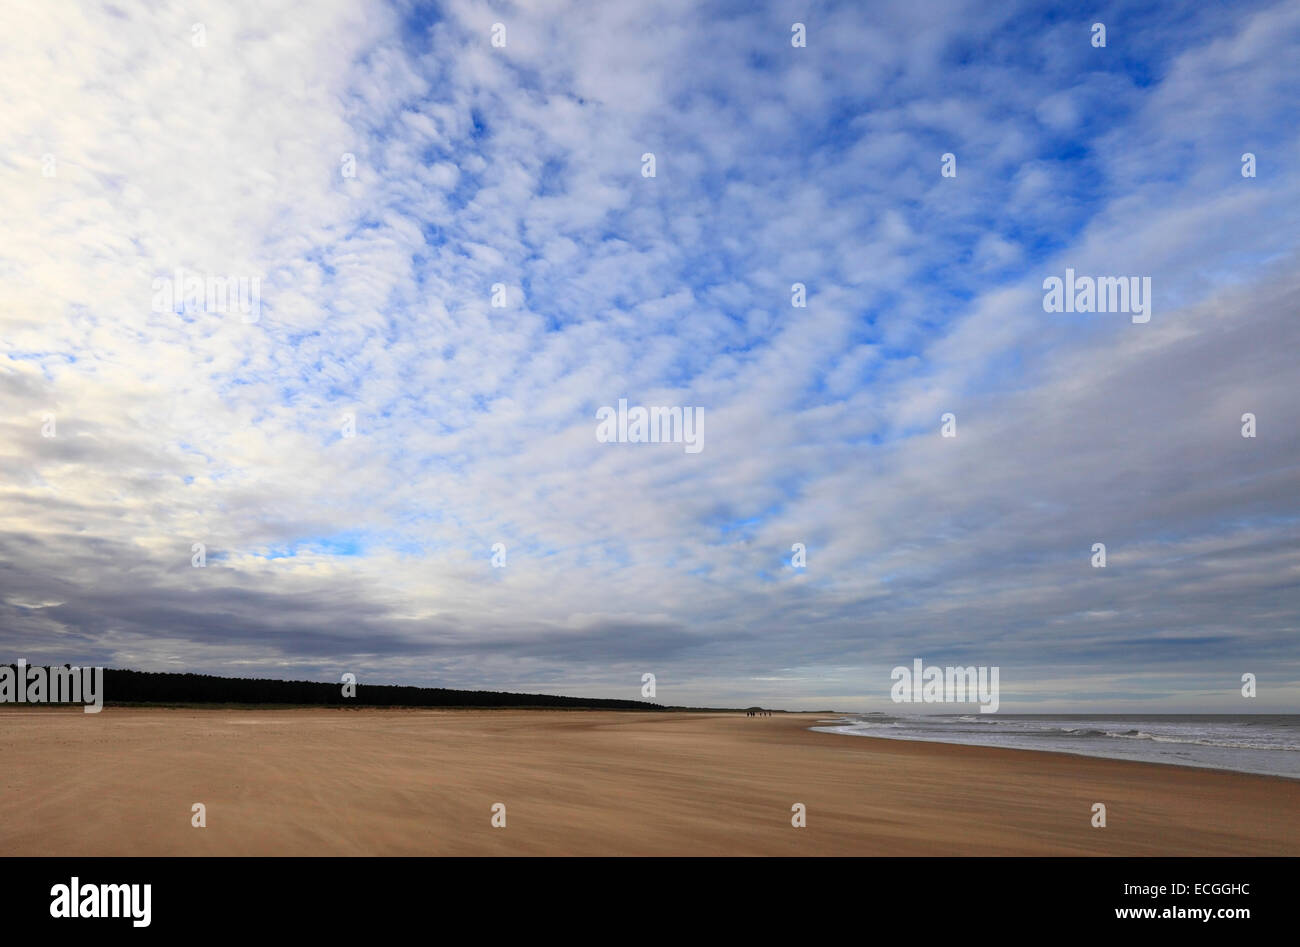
top-left (2, 708), bottom-right (1294, 855)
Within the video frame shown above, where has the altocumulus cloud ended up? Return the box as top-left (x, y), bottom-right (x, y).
top-left (0, 0), bottom-right (1297, 711)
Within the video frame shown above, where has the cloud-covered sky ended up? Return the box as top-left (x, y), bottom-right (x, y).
top-left (2, 0), bottom-right (1297, 711)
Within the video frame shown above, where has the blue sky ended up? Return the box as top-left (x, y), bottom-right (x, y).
top-left (1, 0), bottom-right (1298, 711)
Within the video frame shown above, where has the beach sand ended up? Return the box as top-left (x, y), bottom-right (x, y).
top-left (1, 707), bottom-right (1295, 856)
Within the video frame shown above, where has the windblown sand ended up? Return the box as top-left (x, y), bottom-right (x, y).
top-left (2, 708), bottom-right (1295, 855)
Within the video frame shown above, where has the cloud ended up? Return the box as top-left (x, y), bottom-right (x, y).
top-left (1, 0), bottom-right (1297, 711)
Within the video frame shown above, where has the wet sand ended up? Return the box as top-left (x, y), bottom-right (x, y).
top-left (1, 707), bottom-right (1295, 855)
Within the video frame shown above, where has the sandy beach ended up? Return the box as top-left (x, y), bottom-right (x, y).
top-left (2, 708), bottom-right (1295, 856)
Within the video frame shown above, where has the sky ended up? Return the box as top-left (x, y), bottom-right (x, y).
top-left (1, 0), bottom-right (1297, 712)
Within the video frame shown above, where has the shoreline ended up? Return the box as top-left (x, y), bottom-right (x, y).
top-left (810, 718), bottom-right (1300, 782)
top-left (3, 708), bottom-right (1296, 856)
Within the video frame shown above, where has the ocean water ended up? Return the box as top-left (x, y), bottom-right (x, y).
top-left (811, 714), bottom-right (1300, 778)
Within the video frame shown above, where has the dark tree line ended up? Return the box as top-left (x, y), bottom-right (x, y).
top-left (4, 666), bottom-right (664, 710)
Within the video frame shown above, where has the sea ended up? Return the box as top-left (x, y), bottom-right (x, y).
top-left (811, 713), bottom-right (1300, 778)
